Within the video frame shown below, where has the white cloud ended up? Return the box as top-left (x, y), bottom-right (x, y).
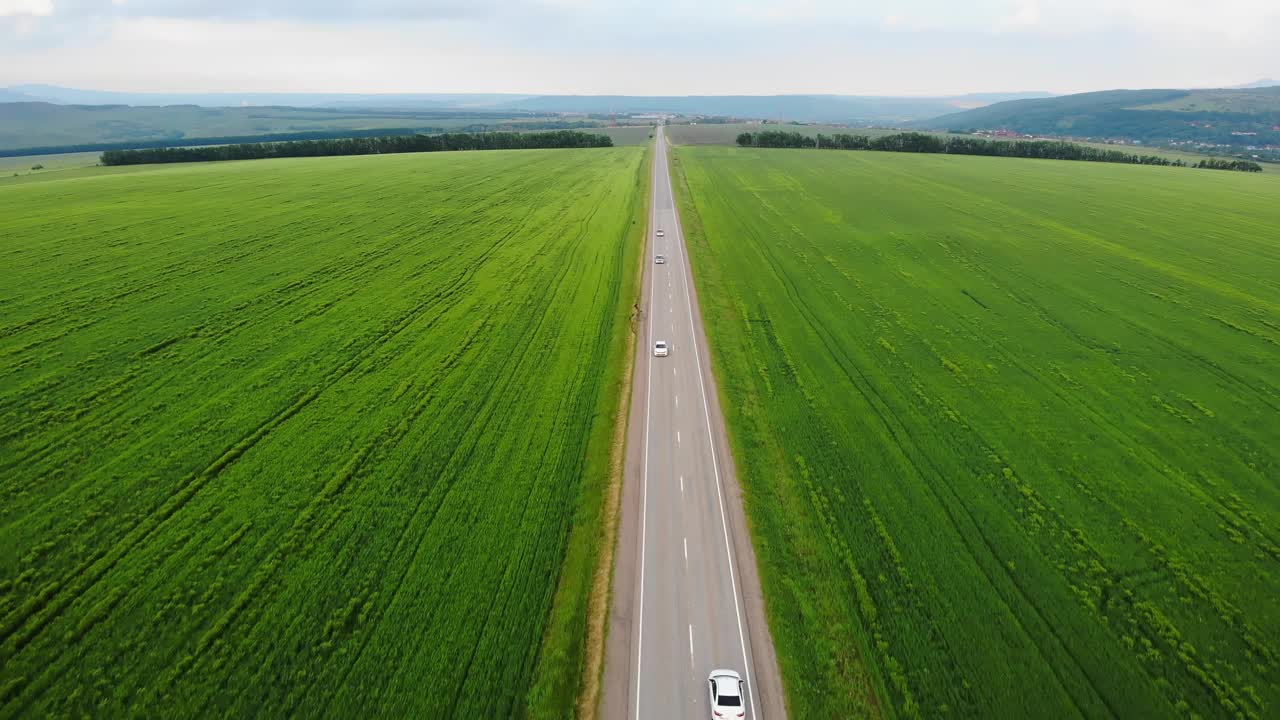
top-left (993, 0), bottom-right (1279, 41)
top-left (1103, 0), bottom-right (1278, 41)
top-left (0, 0), bottom-right (54, 17)
top-left (0, 0), bottom-right (1275, 95)
top-left (994, 1), bottom-right (1040, 33)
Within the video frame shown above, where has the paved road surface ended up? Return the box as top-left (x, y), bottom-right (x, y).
top-left (601, 127), bottom-right (786, 719)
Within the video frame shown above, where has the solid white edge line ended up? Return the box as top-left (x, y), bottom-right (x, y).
top-left (633, 128), bottom-right (660, 720)
top-left (667, 133), bottom-right (760, 719)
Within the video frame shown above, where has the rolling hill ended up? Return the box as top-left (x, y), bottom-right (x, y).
top-left (2, 84), bottom-right (533, 109)
top-left (0, 88), bottom-right (1052, 153)
top-left (916, 87), bottom-right (1280, 150)
top-left (0, 88), bottom-right (41, 103)
top-left (3, 84), bottom-right (1052, 122)
top-left (0, 102), bottom-right (592, 153)
top-left (497, 93), bottom-right (1051, 123)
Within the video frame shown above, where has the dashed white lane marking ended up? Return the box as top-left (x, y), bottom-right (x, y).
top-left (675, 395), bottom-right (679, 408)
top-left (688, 623), bottom-right (694, 658)
top-left (669, 138), bottom-right (759, 720)
top-left (680, 475), bottom-right (684, 494)
top-left (683, 537), bottom-right (688, 568)
top-left (677, 430), bottom-right (681, 446)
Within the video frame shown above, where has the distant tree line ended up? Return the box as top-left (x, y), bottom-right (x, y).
top-left (1192, 158), bottom-right (1266, 172)
top-left (734, 131), bottom-right (1265, 172)
top-left (0, 127), bottom-right (442, 159)
top-left (454, 120), bottom-right (610, 133)
top-left (3, 123), bottom-right (617, 159)
top-left (672, 117), bottom-right (740, 124)
top-left (100, 130), bottom-right (614, 166)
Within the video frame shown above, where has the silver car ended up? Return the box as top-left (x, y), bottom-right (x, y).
top-left (653, 340), bottom-right (669, 357)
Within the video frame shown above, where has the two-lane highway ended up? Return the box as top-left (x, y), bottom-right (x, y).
top-left (602, 127), bottom-right (786, 719)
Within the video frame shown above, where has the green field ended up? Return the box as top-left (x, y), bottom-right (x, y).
top-left (665, 122), bottom-right (903, 145)
top-left (0, 103), bottom-right (600, 151)
top-left (665, 122), bottom-right (1245, 169)
top-left (579, 125), bottom-right (653, 146)
top-left (672, 147), bottom-right (1280, 718)
top-left (1133, 87), bottom-right (1280, 113)
top-left (0, 147), bottom-right (647, 717)
top-left (0, 151), bottom-right (100, 176)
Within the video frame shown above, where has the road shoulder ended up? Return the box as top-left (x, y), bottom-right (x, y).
top-left (598, 137), bottom-right (658, 719)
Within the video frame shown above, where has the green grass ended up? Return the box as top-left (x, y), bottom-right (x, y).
top-left (672, 147), bottom-right (1280, 719)
top-left (0, 151), bottom-right (100, 176)
top-left (575, 125), bottom-right (653, 146)
top-left (0, 104), bottom-right (591, 151)
top-left (1133, 87), bottom-right (1280, 113)
top-left (665, 122), bottom-right (908, 145)
top-left (665, 122), bottom-right (1248, 170)
top-left (0, 147), bottom-right (647, 717)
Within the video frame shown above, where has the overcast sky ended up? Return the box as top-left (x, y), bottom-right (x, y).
top-left (1, 0), bottom-right (1276, 96)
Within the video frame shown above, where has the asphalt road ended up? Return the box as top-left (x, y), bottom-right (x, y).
top-left (601, 127), bottom-right (786, 719)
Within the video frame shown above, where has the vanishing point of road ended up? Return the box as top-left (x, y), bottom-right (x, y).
top-left (601, 126), bottom-right (786, 719)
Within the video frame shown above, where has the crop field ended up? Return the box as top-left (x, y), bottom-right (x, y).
top-left (665, 122), bottom-right (905, 145)
top-left (0, 151), bottom-right (100, 177)
top-left (665, 122), bottom-right (1242, 169)
top-left (672, 147), bottom-right (1280, 718)
top-left (576, 125), bottom-right (653, 146)
top-left (0, 103), bottom-right (589, 151)
top-left (0, 147), bottom-right (647, 717)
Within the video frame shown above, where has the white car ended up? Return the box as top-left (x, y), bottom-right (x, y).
top-left (708, 669), bottom-right (745, 718)
top-left (653, 340), bottom-right (669, 357)
top-left (655, 254), bottom-right (666, 264)
top-left (656, 229), bottom-right (665, 237)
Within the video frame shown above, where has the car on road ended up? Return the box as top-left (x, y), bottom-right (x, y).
top-left (656, 229), bottom-right (665, 237)
top-left (655, 254), bottom-right (665, 264)
top-left (708, 669), bottom-right (745, 718)
top-left (653, 340), bottom-right (669, 357)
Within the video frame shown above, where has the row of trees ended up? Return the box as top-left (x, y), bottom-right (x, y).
top-left (734, 131), bottom-right (1264, 172)
top-left (2, 127), bottom-right (436, 159)
top-left (1193, 158), bottom-right (1266, 172)
top-left (100, 130), bottom-right (614, 166)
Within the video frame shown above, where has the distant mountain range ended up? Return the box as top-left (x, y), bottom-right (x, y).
top-left (1, 84), bottom-right (1053, 124)
top-left (915, 87), bottom-right (1280, 150)
top-left (0, 84), bottom-right (535, 109)
top-left (470, 93), bottom-right (1054, 123)
top-left (5, 82), bottom-right (1278, 156)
